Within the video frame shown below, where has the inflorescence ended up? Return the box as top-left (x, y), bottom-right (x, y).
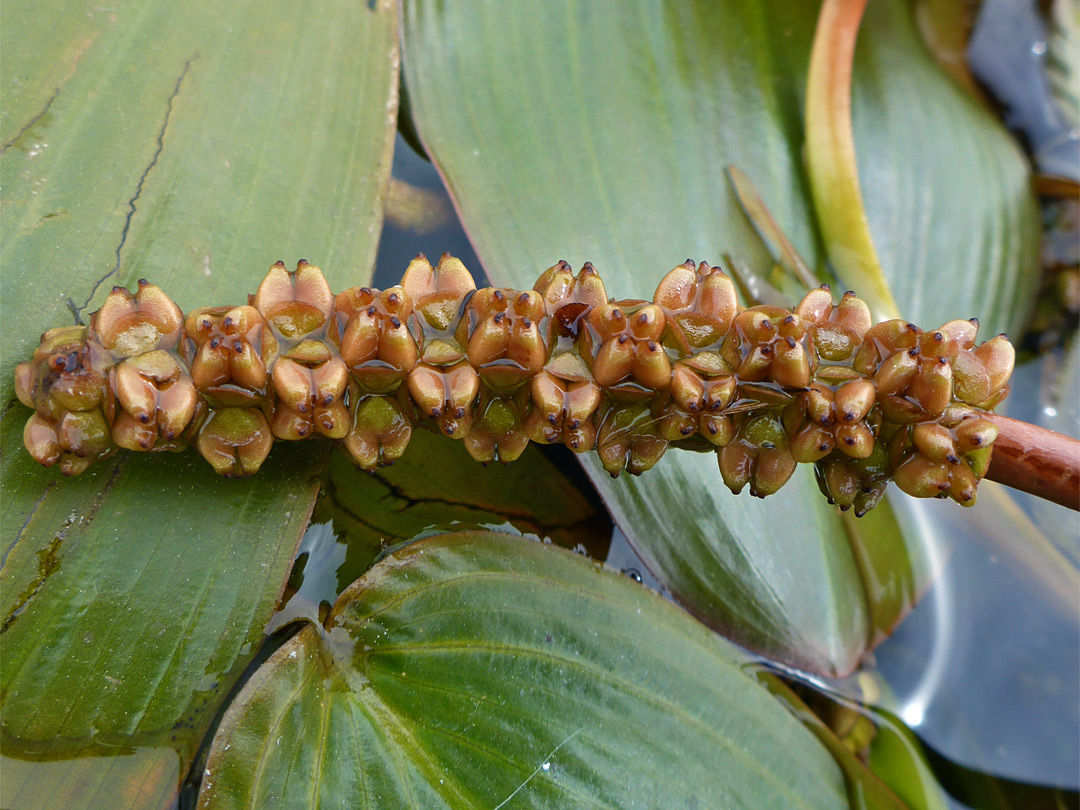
top-left (14, 255), bottom-right (1014, 515)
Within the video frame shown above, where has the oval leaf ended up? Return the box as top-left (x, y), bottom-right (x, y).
top-left (400, 0), bottom-right (1013, 675)
top-left (0, 1), bottom-right (400, 806)
top-left (199, 531), bottom-right (850, 809)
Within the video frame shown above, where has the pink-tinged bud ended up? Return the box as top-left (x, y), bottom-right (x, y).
top-left (341, 395), bottom-right (412, 471)
top-left (770, 337), bottom-right (812, 388)
top-left (464, 396), bottom-right (530, 464)
top-left (655, 261), bottom-right (739, 352)
top-left (853, 320), bottom-right (920, 375)
top-left (974, 336), bottom-right (1015, 400)
top-left (253, 261), bottom-right (333, 339)
top-left (112, 350), bottom-right (198, 444)
top-left (816, 457), bottom-right (861, 510)
top-left (795, 287), bottom-right (834, 324)
top-left (699, 413), bottom-right (735, 445)
top-left (790, 423), bottom-right (835, 463)
top-left (659, 404), bottom-right (698, 442)
top-left (893, 455), bottom-right (951, 499)
top-left (196, 408), bottom-right (274, 477)
top-left (953, 415), bottom-right (998, 454)
top-left (873, 350), bottom-right (918, 396)
top-left (596, 403), bottom-right (667, 476)
top-left (937, 319), bottom-right (978, 354)
top-left (632, 340), bottom-right (672, 390)
top-left (909, 357), bottom-right (953, 417)
top-left (653, 260), bottom-right (698, 310)
top-left (591, 335), bottom-right (636, 387)
top-left (270, 405), bottom-right (314, 441)
top-left (805, 385), bottom-right (835, 426)
top-left (670, 363), bottom-right (706, 411)
top-left (403, 253), bottom-right (477, 332)
top-left (877, 394), bottom-right (925, 425)
top-left (833, 292), bottom-right (872, 339)
top-left (91, 280), bottom-right (184, 358)
top-left (834, 379), bottom-right (876, 422)
top-left (534, 260), bottom-right (608, 315)
top-left (948, 459), bottom-right (979, 506)
top-left (912, 422), bottom-right (957, 463)
top-left (23, 413), bottom-right (62, 467)
top-left (835, 422), bottom-right (875, 459)
top-left (406, 361), bottom-right (480, 437)
top-left (719, 441), bottom-right (754, 494)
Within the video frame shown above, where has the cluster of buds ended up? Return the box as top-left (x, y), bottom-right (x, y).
top-left (13, 255), bottom-right (1015, 514)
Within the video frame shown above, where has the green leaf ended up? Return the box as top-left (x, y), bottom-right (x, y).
top-left (198, 531), bottom-right (850, 809)
top-left (401, 0), bottom-right (1022, 675)
top-left (312, 432), bottom-right (609, 598)
top-left (0, 417), bottom-right (323, 808)
top-left (1, 0), bottom-right (400, 405)
top-left (0, 1), bottom-right (399, 806)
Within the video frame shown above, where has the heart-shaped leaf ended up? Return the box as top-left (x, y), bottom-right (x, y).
top-left (400, 0), bottom-right (1037, 675)
top-left (0, 1), bottom-right (400, 806)
top-left (198, 531), bottom-right (853, 809)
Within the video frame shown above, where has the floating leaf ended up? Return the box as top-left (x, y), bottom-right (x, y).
top-left (0, 0), bottom-right (400, 806)
top-left (401, 0), bottom-right (1030, 674)
top-left (199, 532), bottom-right (853, 809)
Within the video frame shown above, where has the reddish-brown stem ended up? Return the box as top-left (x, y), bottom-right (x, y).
top-left (985, 414), bottom-right (1080, 510)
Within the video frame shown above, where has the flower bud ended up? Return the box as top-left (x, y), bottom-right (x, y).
top-left (184, 305), bottom-right (274, 406)
top-left (893, 454), bottom-right (951, 499)
top-left (721, 307), bottom-right (813, 388)
top-left (789, 423), bottom-right (836, 463)
top-left (196, 407), bottom-right (274, 477)
top-left (534, 260), bottom-right (608, 315)
top-left (718, 412), bottom-right (797, 497)
top-left (91, 280), bottom-right (183, 357)
top-left (406, 360), bottom-right (480, 437)
top-left (596, 402), bottom-right (668, 476)
top-left (464, 288), bottom-right (547, 390)
top-left (654, 260), bottom-right (739, 352)
top-left (465, 394), bottom-right (530, 464)
top-left (253, 260), bottom-right (333, 339)
top-left (402, 253), bottom-right (477, 333)
top-left (340, 394), bottom-right (412, 471)
top-left (912, 422), bottom-right (958, 463)
top-left (333, 285), bottom-right (419, 393)
top-left (953, 415), bottom-right (998, 455)
top-left (853, 320), bottom-right (920, 376)
top-left (587, 303), bottom-right (671, 393)
top-left (111, 349), bottom-right (198, 448)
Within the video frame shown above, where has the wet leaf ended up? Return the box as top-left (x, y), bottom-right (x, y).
top-left (0, 0), bottom-right (399, 806)
top-left (198, 531), bottom-right (851, 809)
top-left (400, 0), bottom-right (1029, 675)
top-left (312, 432), bottom-right (610, 598)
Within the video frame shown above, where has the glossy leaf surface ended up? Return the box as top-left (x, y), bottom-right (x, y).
top-left (0, 0), bottom-right (400, 806)
top-left (312, 431), bottom-right (609, 597)
top-left (199, 532), bottom-right (850, 809)
top-left (400, 0), bottom-right (1028, 674)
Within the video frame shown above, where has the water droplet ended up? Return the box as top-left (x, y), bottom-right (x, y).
top-left (1031, 40), bottom-right (1047, 55)
top-left (541, 762), bottom-right (551, 772)
top-left (622, 567), bottom-right (642, 583)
